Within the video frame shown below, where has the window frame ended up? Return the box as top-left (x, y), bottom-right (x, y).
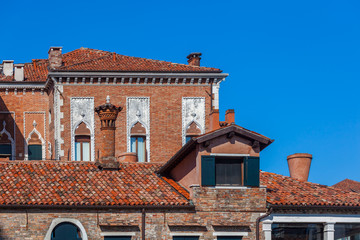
top-left (130, 135), bottom-right (147, 162)
top-left (75, 135), bottom-right (91, 161)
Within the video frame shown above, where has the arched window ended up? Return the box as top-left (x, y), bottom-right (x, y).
top-left (185, 122), bottom-right (201, 143)
top-left (130, 122), bottom-right (147, 162)
top-left (28, 132), bottom-right (42, 160)
top-left (51, 222), bottom-right (82, 240)
top-left (75, 122), bottom-right (91, 161)
top-left (0, 132), bottom-right (12, 159)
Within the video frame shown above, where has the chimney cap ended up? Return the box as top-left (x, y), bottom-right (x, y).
top-left (287, 153), bottom-right (312, 160)
top-left (2, 60), bottom-right (14, 63)
top-left (48, 46), bottom-right (63, 54)
top-left (187, 52), bottom-right (202, 59)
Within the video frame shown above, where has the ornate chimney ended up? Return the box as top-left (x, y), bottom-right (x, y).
top-left (95, 96), bottom-right (122, 169)
top-left (287, 153), bottom-right (312, 181)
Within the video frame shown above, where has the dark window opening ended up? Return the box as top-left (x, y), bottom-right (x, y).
top-left (0, 144), bottom-right (11, 159)
top-left (51, 222), bottom-right (82, 240)
top-left (215, 158), bottom-right (243, 185)
top-left (272, 223), bottom-right (324, 240)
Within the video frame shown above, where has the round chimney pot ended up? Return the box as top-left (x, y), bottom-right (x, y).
top-left (287, 153), bottom-right (312, 182)
top-left (118, 152), bottom-right (138, 163)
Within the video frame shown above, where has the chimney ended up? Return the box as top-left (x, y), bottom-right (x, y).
top-left (48, 46), bottom-right (63, 69)
top-left (187, 52), bottom-right (202, 66)
top-left (118, 152), bottom-right (138, 163)
top-left (14, 64), bottom-right (24, 81)
top-left (2, 60), bottom-right (14, 76)
top-left (209, 109), bottom-right (220, 131)
top-left (225, 109), bottom-right (235, 124)
top-left (287, 153), bottom-right (312, 181)
top-left (95, 96), bottom-right (122, 169)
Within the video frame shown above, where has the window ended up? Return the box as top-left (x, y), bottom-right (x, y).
top-left (201, 155), bottom-right (259, 187)
top-left (130, 122), bottom-right (147, 162)
top-left (185, 122), bottom-right (201, 143)
top-left (74, 122), bottom-right (91, 161)
top-left (272, 223), bottom-right (323, 240)
top-left (335, 223), bottom-right (360, 240)
top-left (173, 237), bottom-right (199, 240)
top-left (51, 222), bottom-right (82, 240)
top-left (28, 132), bottom-right (42, 160)
top-left (0, 144), bottom-right (11, 159)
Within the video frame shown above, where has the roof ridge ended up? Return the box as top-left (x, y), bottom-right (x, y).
top-left (60, 54), bottom-right (112, 69)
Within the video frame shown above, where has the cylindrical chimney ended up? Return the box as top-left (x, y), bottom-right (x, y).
top-left (118, 152), bottom-right (138, 163)
top-left (287, 153), bottom-right (312, 181)
top-left (95, 96), bottom-right (122, 164)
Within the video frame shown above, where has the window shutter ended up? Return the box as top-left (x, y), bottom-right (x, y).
top-left (201, 155), bottom-right (215, 186)
top-left (244, 156), bottom-right (260, 187)
top-left (28, 145), bottom-right (42, 160)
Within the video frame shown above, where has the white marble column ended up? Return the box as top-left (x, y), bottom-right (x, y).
top-left (263, 222), bottom-right (272, 240)
top-left (324, 222), bottom-right (335, 240)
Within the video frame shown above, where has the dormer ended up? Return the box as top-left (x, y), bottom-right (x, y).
top-left (158, 119), bottom-right (274, 194)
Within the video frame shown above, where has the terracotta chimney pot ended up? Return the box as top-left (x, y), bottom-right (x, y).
top-left (287, 153), bottom-right (312, 182)
top-left (118, 152), bottom-right (138, 163)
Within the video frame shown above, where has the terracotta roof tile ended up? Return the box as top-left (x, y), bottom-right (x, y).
top-left (0, 161), bottom-right (190, 207)
top-left (0, 48), bottom-right (221, 82)
top-left (261, 171), bottom-right (360, 207)
top-left (332, 179), bottom-right (360, 193)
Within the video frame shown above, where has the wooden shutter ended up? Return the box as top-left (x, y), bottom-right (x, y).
top-left (28, 145), bottom-right (42, 160)
top-left (201, 155), bottom-right (215, 186)
top-left (244, 156), bottom-right (260, 187)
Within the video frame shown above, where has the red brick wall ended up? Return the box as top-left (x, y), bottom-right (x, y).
top-left (60, 84), bottom-right (212, 162)
top-left (0, 90), bottom-right (49, 160)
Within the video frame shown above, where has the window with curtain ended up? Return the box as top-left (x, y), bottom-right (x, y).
top-left (74, 122), bottom-right (91, 161)
top-left (130, 122), bottom-right (147, 162)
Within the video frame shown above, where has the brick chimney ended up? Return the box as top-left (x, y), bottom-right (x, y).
top-left (14, 64), bottom-right (24, 81)
top-left (48, 47), bottom-right (63, 69)
top-left (209, 109), bottom-right (220, 131)
top-left (287, 153), bottom-right (312, 181)
top-left (95, 96), bottom-right (122, 169)
top-left (225, 109), bottom-right (235, 124)
top-left (187, 52), bottom-right (202, 66)
top-left (2, 60), bottom-right (14, 76)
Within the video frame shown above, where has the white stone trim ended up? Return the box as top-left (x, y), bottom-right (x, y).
top-left (54, 84), bottom-right (64, 159)
top-left (100, 232), bottom-right (136, 236)
top-left (262, 214), bottom-right (360, 240)
top-left (170, 232), bottom-right (203, 236)
top-left (24, 112), bottom-right (46, 160)
top-left (0, 119), bottom-right (15, 160)
top-left (182, 97), bottom-right (205, 145)
top-left (126, 97), bottom-right (150, 162)
top-left (212, 83), bottom-right (220, 109)
top-left (70, 97), bottom-right (95, 161)
top-left (213, 232), bottom-right (249, 236)
top-left (44, 218), bottom-right (88, 240)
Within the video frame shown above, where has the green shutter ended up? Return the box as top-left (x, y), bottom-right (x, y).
top-left (244, 156), bottom-right (260, 187)
top-left (201, 155), bottom-right (215, 186)
top-left (28, 145), bottom-right (42, 160)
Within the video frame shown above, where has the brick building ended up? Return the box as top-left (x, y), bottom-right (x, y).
top-left (0, 47), bottom-right (360, 240)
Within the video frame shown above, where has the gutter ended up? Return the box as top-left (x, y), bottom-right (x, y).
top-left (256, 207), bottom-right (272, 240)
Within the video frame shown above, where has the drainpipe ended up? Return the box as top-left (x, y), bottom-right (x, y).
top-left (256, 207), bottom-right (273, 240)
top-left (142, 208), bottom-right (146, 240)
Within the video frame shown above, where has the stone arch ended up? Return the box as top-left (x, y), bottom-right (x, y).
top-left (44, 218), bottom-right (88, 240)
top-left (0, 121), bottom-right (15, 160)
top-left (25, 121), bottom-right (45, 160)
top-left (72, 120), bottom-right (94, 161)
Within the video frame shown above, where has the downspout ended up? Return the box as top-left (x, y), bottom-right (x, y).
top-left (256, 207), bottom-right (273, 240)
top-left (142, 208), bottom-right (146, 240)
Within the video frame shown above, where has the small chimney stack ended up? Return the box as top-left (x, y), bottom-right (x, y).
top-left (187, 52), bottom-right (202, 66)
top-left (287, 153), bottom-right (312, 181)
top-left (14, 64), bottom-right (24, 81)
top-left (225, 109), bottom-right (235, 124)
top-left (209, 109), bottom-right (220, 131)
top-left (48, 47), bottom-right (63, 69)
top-left (95, 96), bottom-right (122, 169)
top-left (118, 152), bottom-right (138, 163)
top-left (2, 60), bottom-right (14, 77)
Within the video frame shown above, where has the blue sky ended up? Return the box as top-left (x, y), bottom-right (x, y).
top-left (1, 0), bottom-right (360, 185)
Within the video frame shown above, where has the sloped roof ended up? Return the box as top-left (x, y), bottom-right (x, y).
top-left (0, 48), bottom-right (222, 82)
top-left (332, 179), bottom-right (360, 193)
top-left (0, 161), bottom-right (190, 207)
top-left (261, 171), bottom-right (360, 207)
